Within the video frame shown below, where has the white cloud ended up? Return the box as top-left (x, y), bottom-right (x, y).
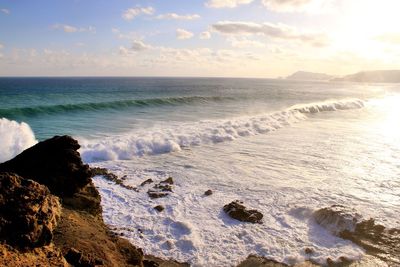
top-left (122, 7), bottom-right (154, 20)
top-left (53, 24), bottom-right (96, 33)
top-left (205, 0), bottom-right (253, 8)
top-left (212, 21), bottom-right (328, 47)
top-left (1, 8), bottom-right (10, 14)
top-left (131, 40), bottom-right (152, 51)
top-left (261, 0), bottom-right (334, 13)
top-left (176, 29), bottom-right (194, 40)
top-left (228, 37), bottom-right (265, 48)
top-left (200, 31), bottom-right (212, 39)
top-left (157, 13), bottom-right (200, 20)
top-left (0, 43), bottom-right (3, 49)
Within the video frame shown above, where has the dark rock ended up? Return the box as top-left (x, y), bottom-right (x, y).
top-left (147, 191), bottom-right (169, 199)
top-left (304, 248), bottom-right (313, 254)
top-left (154, 205), bottom-right (164, 212)
top-left (140, 178), bottom-right (154, 186)
top-left (0, 136), bottom-right (92, 198)
top-left (143, 259), bottom-right (160, 267)
top-left (223, 200), bottom-right (263, 224)
top-left (154, 183), bottom-right (172, 192)
top-left (313, 205), bottom-right (361, 234)
top-left (62, 181), bottom-right (102, 216)
top-left (314, 205), bottom-right (400, 265)
top-left (204, 189), bottom-right (213, 196)
top-left (146, 178), bottom-right (174, 199)
top-left (0, 172), bottom-right (61, 249)
top-left (161, 177), bottom-right (174, 185)
top-left (64, 247), bottom-right (97, 267)
top-left (92, 167), bottom-right (137, 191)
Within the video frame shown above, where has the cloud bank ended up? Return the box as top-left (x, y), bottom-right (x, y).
top-left (205, 0), bottom-right (253, 8)
top-left (212, 21), bottom-right (328, 47)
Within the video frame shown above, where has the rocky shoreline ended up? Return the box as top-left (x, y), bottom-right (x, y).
top-left (0, 136), bottom-right (398, 266)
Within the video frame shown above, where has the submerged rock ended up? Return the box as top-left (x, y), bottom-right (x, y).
top-left (140, 178), bottom-right (154, 186)
top-left (0, 136), bottom-right (92, 197)
top-left (204, 189), bottom-right (213, 196)
top-left (92, 167), bottom-right (137, 191)
top-left (223, 200), bottom-right (263, 224)
top-left (0, 172), bottom-right (61, 249)
top-left (147, 177), bottom-right (174, 199)
top-left (161, 177), bottom-right (174, 185)
top-left (314, 205), bottom-right (400, 265)
top-left (313, 205), bottom-right (361, 234)
top-left (154, 205), bottom-right (165, 212)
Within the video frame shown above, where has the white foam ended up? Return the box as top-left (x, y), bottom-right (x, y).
top-left (80, 98), bottom-right (365, 163)
top-left (0, 118), bottom-right (37, 163)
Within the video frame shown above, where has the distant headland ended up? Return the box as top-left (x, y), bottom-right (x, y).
top-left (285, 70), bottom-right (400, 83)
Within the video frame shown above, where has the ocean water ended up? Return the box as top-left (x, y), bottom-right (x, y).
top-left (0, 77), bottom-right (399, 266)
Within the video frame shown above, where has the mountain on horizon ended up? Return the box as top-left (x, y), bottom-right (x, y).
top-left (333, 70), bottom-right (400, 83)
top-left (285, 71), bottom-right (334, 81)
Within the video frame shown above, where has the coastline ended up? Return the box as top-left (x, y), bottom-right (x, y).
top-left (0, 136), bottom-right (397, 266)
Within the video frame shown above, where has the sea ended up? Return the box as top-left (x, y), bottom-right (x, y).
top-left (0, 77), bottom-right (399, 266)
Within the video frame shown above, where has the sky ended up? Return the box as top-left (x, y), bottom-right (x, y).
top-left (0, 0), bottom-right (399, 77)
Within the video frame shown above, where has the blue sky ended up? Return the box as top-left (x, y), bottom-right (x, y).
top-left (0, 0), bottom-right (399, 77)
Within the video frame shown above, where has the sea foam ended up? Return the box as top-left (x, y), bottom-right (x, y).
top-left (0, 118), bottom-right (37, 163)
top-left (80, 98), bottom-right (365, 163)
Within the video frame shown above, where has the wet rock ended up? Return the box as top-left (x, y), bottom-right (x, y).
top-left (313, 205), bottom-right (361, 234)
top-left (154, 183), bottom-right (172, 192)
top-left (147, 191), bottom-right (169, 199)
top-left (92, 167), bottom-right (137, 191)
top-left (0, 136), bottom-right (92, 198)
top-left (154, 205), bottom-right (164, 212)
top-left (223, 200), bottom-right (263, 224)
top-left (161, 177), bottom-right (174, 185)
top-left (146, 178), bottom-right (174, 199)
top-left (143, 259), bottom-right (160, 267)
top-left (0, 172), bottom-right (61, 249)
top-left (140, 178), bottom-right (154, 186)
top-left (204, 189), bottom-right (213, 196)
top-left (304, 248), bottom-right (313, 255)
top-left (314, 205), bottom-right (400, 265)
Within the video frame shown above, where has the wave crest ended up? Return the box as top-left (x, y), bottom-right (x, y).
top-left (80, 98), bottom-right (365, 162)
top-left (0, 118), bottom-right (37, 163)
top-left (0, 96), bottom-right (230, 118)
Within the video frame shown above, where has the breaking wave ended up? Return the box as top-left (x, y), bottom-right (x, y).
top-left (0, 118), bottom-right (37, 163)
top-left (80, 98), bottom-right (365, 162)
top-left (0, 96), bottom-right (230, 118)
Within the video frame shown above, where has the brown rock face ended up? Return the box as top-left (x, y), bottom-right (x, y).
top-left (223, 200), bottom-right (263, 224)
top-left (0, 172), bottom-right (61, 249)
top-left (0, 135), bottom-right (92, 197)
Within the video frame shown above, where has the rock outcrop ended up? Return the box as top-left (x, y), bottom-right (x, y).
top-left (0, 172), bottom-right (61, 249)
top-left (0, 135), bottom-right (188, 267)
top-left (314, 205), bottom-right (400, 265)
top-left (0, 135), bottom-right (92, 197)
top-left (223, 200), bottom-right (263, 224)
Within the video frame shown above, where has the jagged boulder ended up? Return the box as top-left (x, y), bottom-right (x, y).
top-left (0, 135), bottom-right (92, 197)
top-left (313, 205), bottom-right (361, 234)
top-left (314, 205), bottom-right (400, 265)
top-left (0, 172), bottom-right (61, 249)
top-left (223, 200), bottom-right (263, 224)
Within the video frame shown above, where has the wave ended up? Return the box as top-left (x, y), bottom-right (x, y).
top-left (80, 98), bottom-right (365, 162)
top-left (0, 96), bottom-right (230, 118)
top-left (0, 118), bottom-right (37, 163)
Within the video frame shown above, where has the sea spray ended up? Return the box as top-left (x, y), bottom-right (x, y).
top-left (80, 98), bottom-right (365, 162)
top-left (0, 118), bottom-right (37, 163)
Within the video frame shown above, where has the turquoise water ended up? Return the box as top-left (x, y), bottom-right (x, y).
top-left (1, 77), bottom-right (399, 265)
top-left (0, 77), bottom-right (384, 139)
